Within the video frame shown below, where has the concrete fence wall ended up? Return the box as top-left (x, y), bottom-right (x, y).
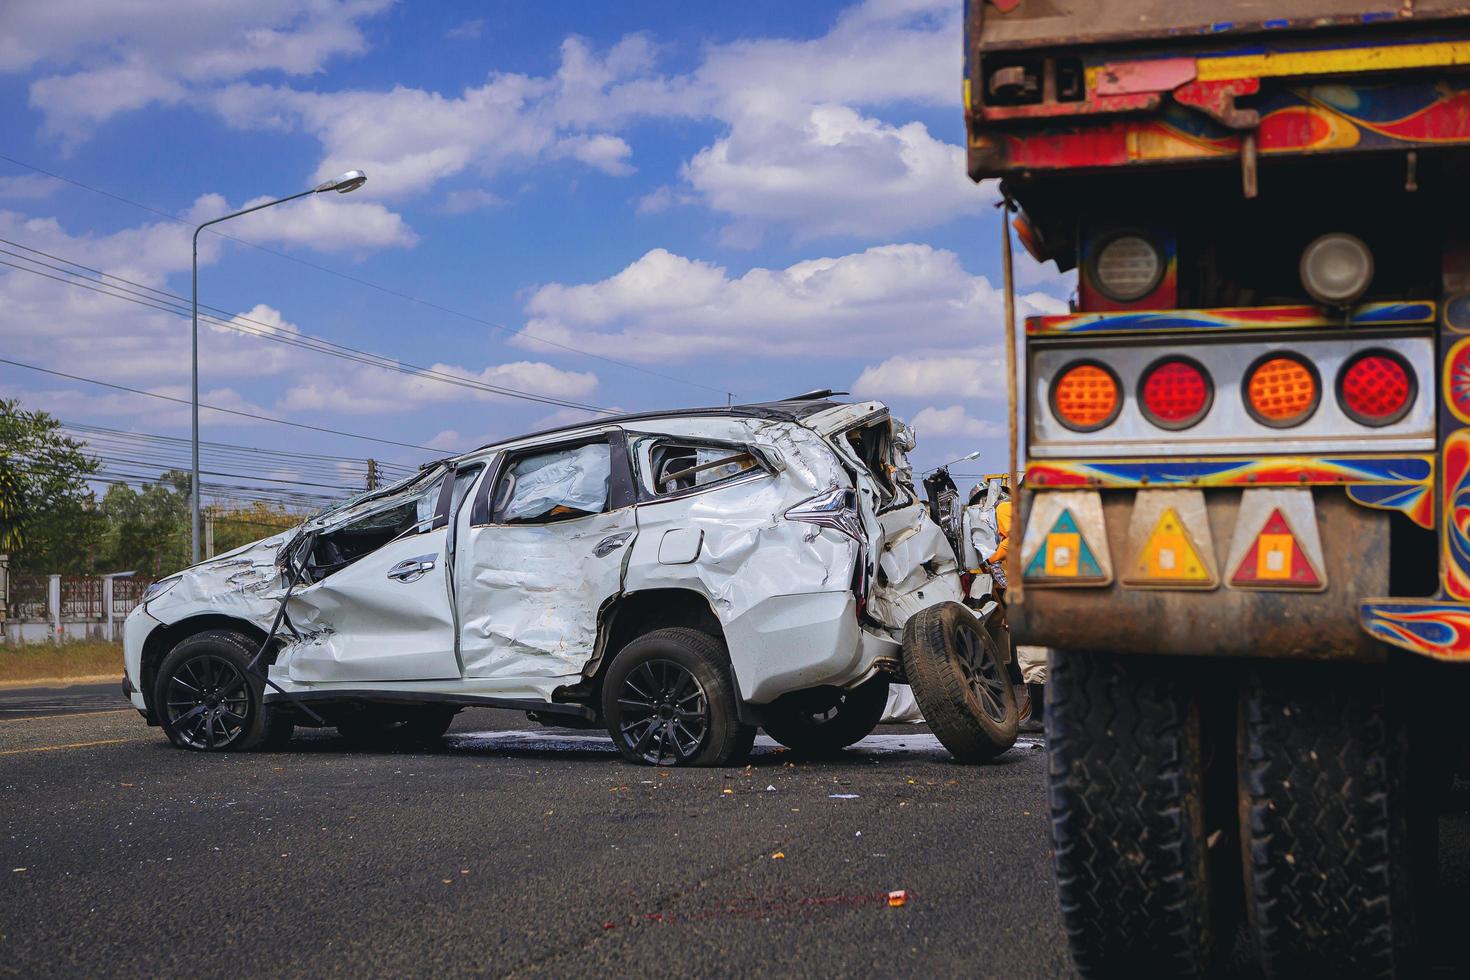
top-left (0, 561), bottom-right (150, 645)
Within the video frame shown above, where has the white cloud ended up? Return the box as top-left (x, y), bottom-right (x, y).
top-left (445, 19), bottom-right (486, 42)
top-left (0, 174), bottom-right (60, 200)
top-left (191, 192), bottom-right (418, 252)
top-left (437, 188), bottom-right (504, 214)
top-left (518, 243), bottom-right (1067, 361)
top-left (6, 0), bottom-right (393, 145)
top-left (552, 134), bottom-right (635, 176)
top-left (909, 404), bottom-right (1004, 439)
top-left (684, 104), bottom-right (986, 243)
top-left (853, 348), bottom-right (1008, 401)
top-left (277, 360), bottom-right (600, 415)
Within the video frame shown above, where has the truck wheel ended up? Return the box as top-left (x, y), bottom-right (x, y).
top-left (337, 706), bottom-right (458, 747)
top-left (761, 676), bottom-right (889, 755)
top-left (602, 627), bottom-right (756, 767)
top-left (901, 601), bottom-right (1018, 762)
top-left (1239, 665), bottom-right (1424, 977)
top-left (154, 629), bottom-right (276, 752)
top-left (1048, 649), bottom-right (1214, 977)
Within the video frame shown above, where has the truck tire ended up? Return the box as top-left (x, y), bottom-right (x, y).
top-left (154, 629), bottom-right (283, 752)
top-left (901, 601), bottom-right (1018, 762)
top-left (1048, 649), bottom-right (1213, 977)
top-left (761, 676), bottom-right (889, 755)
top-left (1239, 665), bottom-right (1423, 978)
top-left (602, 627), bottom-right (756, 767)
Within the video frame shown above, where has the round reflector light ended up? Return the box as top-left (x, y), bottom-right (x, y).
top-left (1091, 233), bottom-right (1163, 302)
top-left (1051, 361), bottom-right (1121, 431)
top-left (1337, 350), bottom-right (1415, 426)
top-left (1300, 232), bottom-right (1373, 306)
top-left (1139, 357), bottom-right (1212, 429)
top-left (1244, 354), bottom-right (1320, 427)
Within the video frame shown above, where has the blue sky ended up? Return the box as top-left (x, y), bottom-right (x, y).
top-left (0, 0), bottom-right (1071, 507)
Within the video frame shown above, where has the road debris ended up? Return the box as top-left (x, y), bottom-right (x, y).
top-left (888, 889), bottom-right (908, 908)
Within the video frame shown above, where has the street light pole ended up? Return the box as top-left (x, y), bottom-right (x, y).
top-left (188, 170), bottom-right (367, 564)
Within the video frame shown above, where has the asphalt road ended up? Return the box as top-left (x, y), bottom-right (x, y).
top-left (0, 682), bottom-right (1065, 979)
top-left (3, 682), bottom-right (1468, 979)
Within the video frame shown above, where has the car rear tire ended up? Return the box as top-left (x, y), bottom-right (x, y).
top-left (1239, 664), bottom-right (1425, 978)
top-left (602, 627), bottom-right (754, 767)
top-left (154, 629), bottom-right (281, 752)
top-left (901, 601), bottom-right (1018, 762)
top-left (1048, 649), bottom-right (1214, 977)
top-left (336, 706), bottom-right (458, 747)
top-left (761, 676), bottom-right (889, 755)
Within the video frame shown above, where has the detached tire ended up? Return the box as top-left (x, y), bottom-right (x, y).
top-left (602, 627), bottom-right (755, 767)
top-left (762, 676), bottom-right (889, 756)
top-left (154, 629), bottom-right (285, 752)
top-left (1239, 665), bottom-right (1423, 978)
top-left (1048, 649), bottom-right (1213, 977)
top-left (901, 602), bottom-right (1018, 762)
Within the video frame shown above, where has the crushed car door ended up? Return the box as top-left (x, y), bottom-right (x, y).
top-left (456, 432), bottom-right (637, 686)
top-left (286, 465), bottom-right (482, 683)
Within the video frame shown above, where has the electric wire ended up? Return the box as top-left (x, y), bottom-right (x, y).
top-left (0, 356), bottom-right (449, 453)
top-left (0, 244), bottom-right (614, 415)
top-left (0, 152), bottom-right (736, 400)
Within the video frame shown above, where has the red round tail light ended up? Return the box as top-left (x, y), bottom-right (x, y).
top-left (1337, 350), bottom-right (1415, 426)
top-left (1139, 357), bottom-right (1212, 429)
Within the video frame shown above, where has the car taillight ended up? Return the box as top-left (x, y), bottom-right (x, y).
top-left (1050, 361), bottom-right (1121, 432)
top-left (1139, 357), bottom-right (1212, 429)
top-left (1337, 350), bottom-right (1415, 426)
top-left (785, 487), bottom-right (864, 541)
top-left (1244, 354), bottom-right (1319, 427)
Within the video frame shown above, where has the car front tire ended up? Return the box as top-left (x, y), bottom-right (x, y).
top-left (154, 629), bottom-right (284, 752)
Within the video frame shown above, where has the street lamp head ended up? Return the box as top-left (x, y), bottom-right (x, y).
top-left (315, 169), bottom-right (368, 194)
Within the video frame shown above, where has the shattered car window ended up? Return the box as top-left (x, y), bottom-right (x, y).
top-left (493, 442), bottom-right (611, 524)
top-left (642, 441), bottom-right (765, 496)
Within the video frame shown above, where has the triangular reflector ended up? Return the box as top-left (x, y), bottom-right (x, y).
top-left (1127, 507), bottom-right (1212, 585)
top-left (1024, 508), bottom-right (1103, 580)
top-left (1231, 508), bottom-right (1321, 589)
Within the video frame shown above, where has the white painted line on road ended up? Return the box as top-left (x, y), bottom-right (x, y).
top-left (446, 729), bottom-right (1045, 759)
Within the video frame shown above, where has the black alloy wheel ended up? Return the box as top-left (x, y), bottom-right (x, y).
top-left (956, 624), bottom-right (1010, 723)
top-left (615, 658), bottom-right (711, 765)
top-left (164, 653), bottom-right (252, 750)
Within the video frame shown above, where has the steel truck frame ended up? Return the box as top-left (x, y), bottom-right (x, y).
top-left (966, 2), bottom-right (1470, 975)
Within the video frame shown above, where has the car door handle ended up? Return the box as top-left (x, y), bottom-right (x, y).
top-left (387, 554), bottom-right (438, 583)
top-left (593, 532), bottom-right (633, 558)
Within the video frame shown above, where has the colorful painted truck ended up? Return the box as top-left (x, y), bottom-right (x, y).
top-left (965, 2), bottom-right (1470, 975)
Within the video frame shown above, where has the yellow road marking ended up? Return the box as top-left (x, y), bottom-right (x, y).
top-left (0, 708), bottom-right (134, 724)
top-left (0, 737), bottom-right (136, 756)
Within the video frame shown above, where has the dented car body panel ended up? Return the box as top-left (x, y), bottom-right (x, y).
top-left (122, 399), bottom-right (961, 721)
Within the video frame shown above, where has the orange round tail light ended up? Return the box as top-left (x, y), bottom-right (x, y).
top-left (1244, 354), bottom-right (1319, 427)
top-left (1337, 350), bottom-right (1414, 426)
top-left (1051, 361), bottom-right (1121, 431)
top-left (1139, 356), bottom-right (1212, 429)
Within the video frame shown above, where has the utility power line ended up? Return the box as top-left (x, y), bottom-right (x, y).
top-left (0, 152), bottom-right (736, 400)
top-left (0, 356), bottom-right (449, 453)
top-left (0, 244), bottom-right (614, 415)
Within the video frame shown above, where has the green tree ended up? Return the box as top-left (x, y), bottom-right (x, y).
top-left (97, 471), bottom-right (192, 577)
top-left (208, 500), bottom-right (308, 554)
top-left (0, 399), bottom-right (101, 570)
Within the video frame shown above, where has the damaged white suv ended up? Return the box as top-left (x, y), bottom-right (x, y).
top-left (122, 394), bottom-right (1019, 765)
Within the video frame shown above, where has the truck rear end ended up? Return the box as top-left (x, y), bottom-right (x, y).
top-left (966, 2), bottom-right (1470, 974)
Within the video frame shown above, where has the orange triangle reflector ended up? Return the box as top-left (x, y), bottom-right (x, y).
top-left (1230, 508), bottom-right (1321, 589)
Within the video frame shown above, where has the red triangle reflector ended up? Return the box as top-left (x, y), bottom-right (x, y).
top-left (1230, 508), bottom-right (1321, 589)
